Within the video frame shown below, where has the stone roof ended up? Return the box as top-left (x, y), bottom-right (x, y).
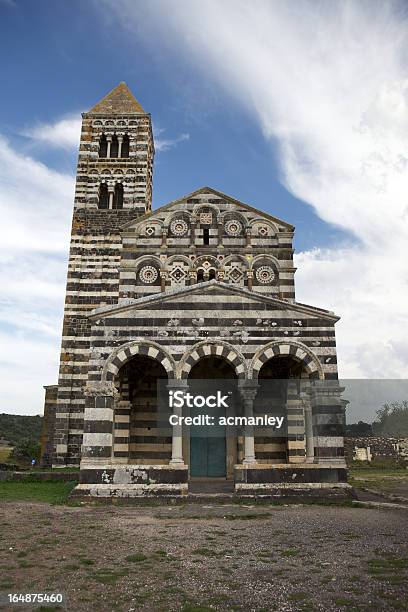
top-left (89, 82), bottom-right (145, 114)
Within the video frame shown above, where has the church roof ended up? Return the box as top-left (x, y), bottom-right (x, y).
top-left (89, 82), bottom-right (145, 114)
top-left (121, 186), bottom-right (295, 231)
top-left (89, 280), bottom-right (339, 322)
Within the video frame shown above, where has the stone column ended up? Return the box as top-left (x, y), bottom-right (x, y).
top-left (217, 215), bottom-right (223, 247)
top-left (302, 391), bottom-right (314, 462)
top-left (309, 381), bottom-right (346, 465)
top-left (117, 135), bottom-right (123, 158)
top-left (190, 217), bottom-right (197, 249)
top-left (286, 380), bottom-right (306, 463)
top-left (160, 271), bottom-right (168, 292)
top-left (168, 380), bottom-right (187, 465)
top-left (161, 228), bottom-right (168, 248)
top-left (108, 185), bottom-right (114, 209)
top-left (106, 136), bottom-right (112, 159)
top-left (247, 270), bottom-right (253, 291)
top-left (81, 381), bottom-right (118, 465)
top-left (239, 381), bottom-right (259, 464)
top-left (245, 227), bottom-right (252, 248)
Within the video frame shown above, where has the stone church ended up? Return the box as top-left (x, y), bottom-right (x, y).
top-left (42, 82), bottom-right (348, 497)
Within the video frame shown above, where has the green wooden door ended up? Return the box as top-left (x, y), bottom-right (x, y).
top-left (190, 435), bottom-right (226, 477)
top-left (190, 403), bottom-right (226, 477)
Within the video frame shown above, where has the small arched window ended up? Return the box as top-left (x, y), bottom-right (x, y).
top-left (98, 183), bottom-right (109, 209)
top-left (113, 183), bottom-right (123, 209)
top-left (203, 228), bottom-right (210, 245)
top-left (110, 134), bottom-right (119, 158)
top-left (208, 270), bottom-right (216, 280)
top-left (99, 134), bottom-right (108, 158)
top-left (197, 270), bottom-right (205, 283)
top-left (121, 134), bottom-right (130, 158)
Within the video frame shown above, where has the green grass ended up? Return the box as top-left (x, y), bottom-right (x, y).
top-left (0, 480), bottom-right (76, 503)
top-left (349, 467), bottom-right (408, 478)
top-left (125, 553), bottom-right (147, 563)
top-left (0, 447), bottom-right (13, 462)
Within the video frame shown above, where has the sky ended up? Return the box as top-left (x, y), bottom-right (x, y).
top-left (1, 0), bottom-right (408, 422)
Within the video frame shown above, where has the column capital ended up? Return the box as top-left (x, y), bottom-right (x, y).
top-left (167, 379), bottom-right (189, 390)
top-left (238, 380), bottom-right (259, 403)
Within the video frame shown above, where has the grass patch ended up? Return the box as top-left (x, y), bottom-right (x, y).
top-left (125, 553), bottom-right (147, 563)
top-left (0, 447), bottom-right (12, 462)
top-left (280, 548), bottom-right (299, 557)
top-left (288, 592), bottom-right (308, 601)
top-left (0, 480), bottom-right (76, 503)
top-left (91, 567), bottom-right (129, 584)
top-left (367, 557), bottom-right (408, 572)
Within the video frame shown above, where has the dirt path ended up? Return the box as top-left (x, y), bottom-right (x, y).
top-left (0, 501), bottom-right (407, 611)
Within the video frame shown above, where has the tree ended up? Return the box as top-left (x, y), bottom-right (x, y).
top-left (372, 401), bottom-right (408, 437)
top-left (10, 439), bottom-right (41, 465)
top-left (346, 421), bottom-right (372, 437)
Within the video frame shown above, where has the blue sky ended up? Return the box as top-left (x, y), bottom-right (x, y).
top-left (1, 0), bottom-right (408, 420)
top-left (0, 0), bottom-right (349, 251)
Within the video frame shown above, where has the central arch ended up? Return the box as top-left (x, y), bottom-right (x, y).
top-left (178, 341), bottom-right (247, 380)
top-left (186, 355), bottom-right (239, 480)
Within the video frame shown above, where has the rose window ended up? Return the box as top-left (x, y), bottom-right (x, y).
top-left (225, 220), bottom-right (242, 236)
top-left (255, 266), bottom-right (275, 284)
top-left (170, 219), bottom-right (188, 236)
top-left (139, 265), bottom-right (159, 284)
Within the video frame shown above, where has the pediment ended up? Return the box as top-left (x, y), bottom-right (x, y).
top-left (89, 280), bottom-right (338, 322)
top-left (121, 186), bottom-right (294, 233)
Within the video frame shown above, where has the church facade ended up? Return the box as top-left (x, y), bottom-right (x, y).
top-left (43, 83), bottom-right (348, 497)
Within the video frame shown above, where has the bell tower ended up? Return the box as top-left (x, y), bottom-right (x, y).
top-left (50, 82), bottom-right (154, 466)
top-left (78, 81), bottom-right (154, 213)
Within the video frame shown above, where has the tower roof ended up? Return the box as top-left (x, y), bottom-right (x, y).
top-left (89, 82), bottom-right (145, 114)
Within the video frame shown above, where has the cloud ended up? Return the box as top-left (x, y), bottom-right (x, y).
top-left (105, 0), bottom-right (408, 380)
top-left (0, 136), bottom-right (74, 414)
top-left (22, 114), bottom-right (82, 150)
top-left (153, 127), bottom-right (190, 152)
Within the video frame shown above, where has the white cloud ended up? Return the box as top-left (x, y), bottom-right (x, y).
top-left (106, 0), bottom-right (408, 380)
top-left (153, 126), bottom-right (190, 152)
top-left (22, 114), bottom-right (82, 150)
top-left (0, 137), bottom-right (73, 414)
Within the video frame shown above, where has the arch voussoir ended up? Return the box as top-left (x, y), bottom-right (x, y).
top-left (250, 340), bottom-right (324, 380)
top-left (178, 341), bottom-right (247, 380)
top-left (102, 340), bottom-right (176, 381)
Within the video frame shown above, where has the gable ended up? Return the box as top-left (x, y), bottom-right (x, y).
top-left (120, 186), bottom-right (294, 233)
top-left (90, 281), bottom-right (338, 323)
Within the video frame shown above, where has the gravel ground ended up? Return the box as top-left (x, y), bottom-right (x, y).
top-left (0, 501), bottom-right (407, 611)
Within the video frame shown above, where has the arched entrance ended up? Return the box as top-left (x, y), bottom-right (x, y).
top-left (187, 356), bottom-right (238, 479)
top-left (115, 355), bottom-right (170, 464)
top-left (255, 355), bottom-right (310, 464)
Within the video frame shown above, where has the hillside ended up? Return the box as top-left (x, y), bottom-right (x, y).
top-left (0, 413), bottom-right (43, 446)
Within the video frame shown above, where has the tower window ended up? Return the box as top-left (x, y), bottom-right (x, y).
top-left (99, 134), bottom-right (108, 158)
top-left (110, 134), bottom-right (119, 158)
top-left (113, 183), bottom-right (123, 209)
top-left (121, 134), bottom-right (130, 158)
top-left (203, 228), bottom-right (210, 245)
top-left (98, 183), bottom-right (109, 209)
